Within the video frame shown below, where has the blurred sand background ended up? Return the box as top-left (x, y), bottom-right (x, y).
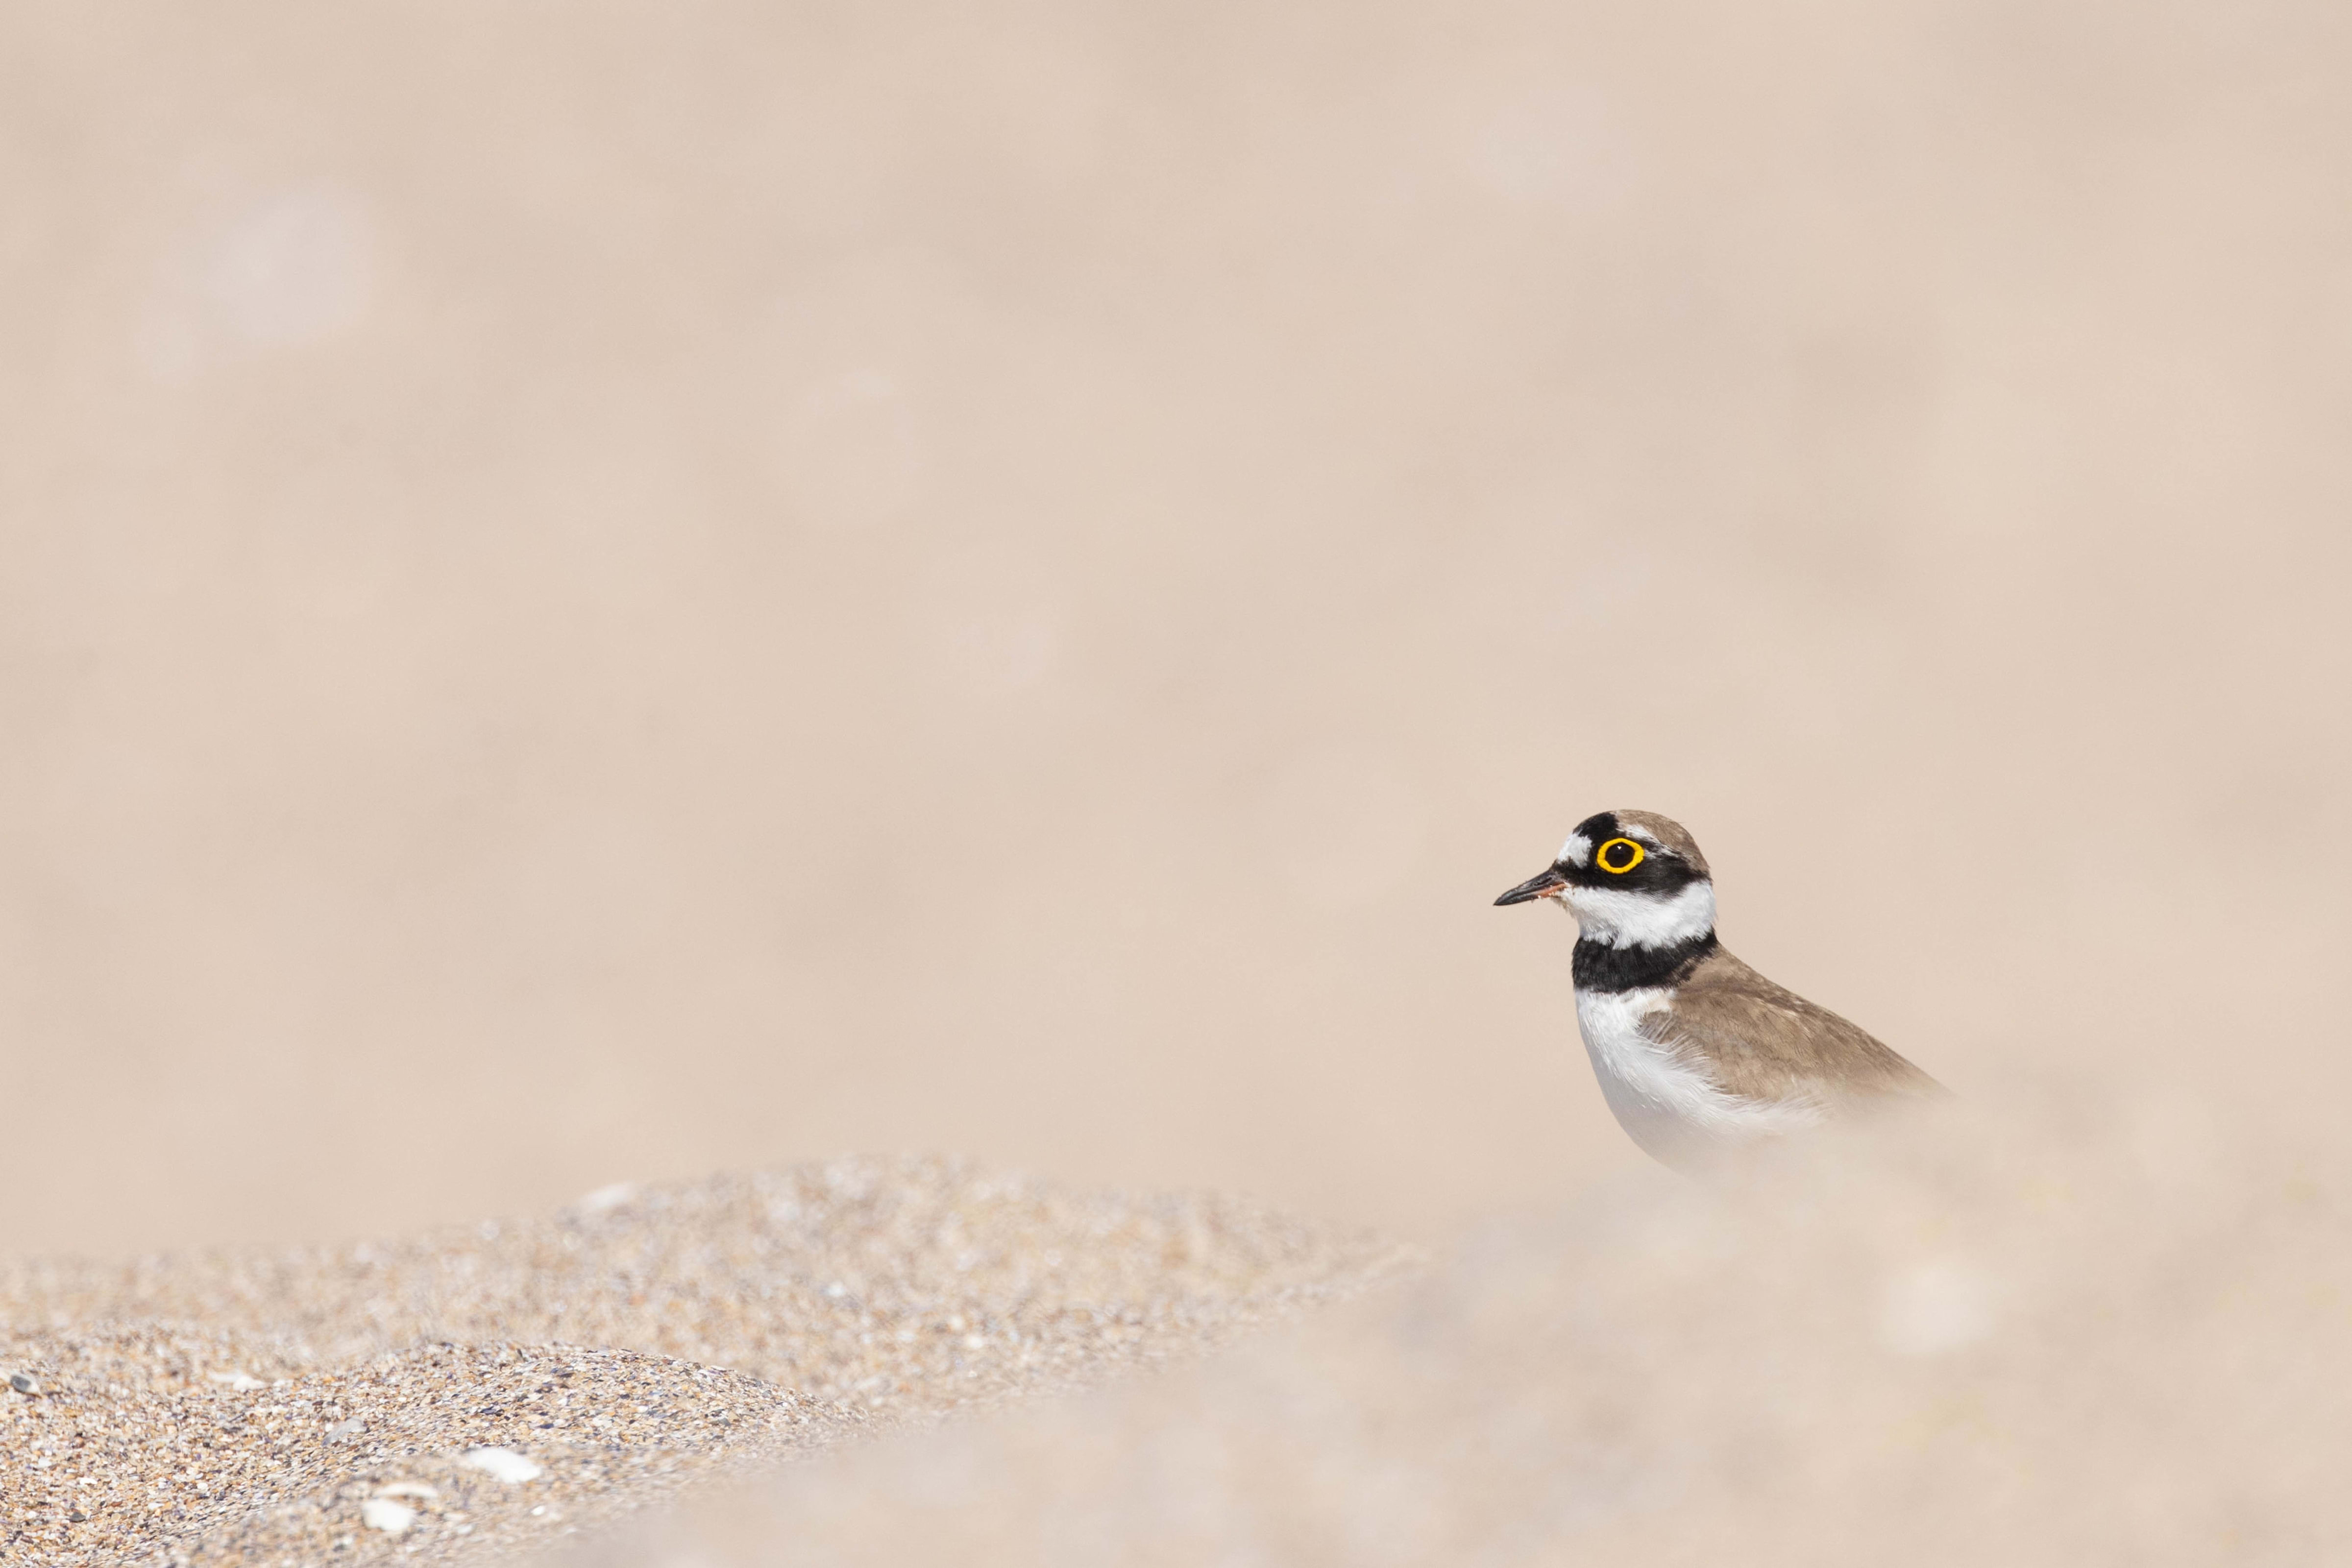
top-left (5, 0), bottom-right (2350, 1270)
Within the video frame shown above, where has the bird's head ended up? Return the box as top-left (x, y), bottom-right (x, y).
top-left (1493, 809), bottom-right (1716, 948)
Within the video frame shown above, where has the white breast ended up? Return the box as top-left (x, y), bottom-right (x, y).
top-left (1572, 988), bottom-right (1826, 1168)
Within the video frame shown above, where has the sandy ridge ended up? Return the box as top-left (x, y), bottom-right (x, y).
top-left (0, 1157), bottom-right (1417, 1565)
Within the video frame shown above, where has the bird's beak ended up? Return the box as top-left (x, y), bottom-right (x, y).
top-left (1494, 866), bottom-right (1569, 906)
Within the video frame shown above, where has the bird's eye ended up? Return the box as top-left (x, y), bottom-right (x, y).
top-left (1595, 837), bottom-right (1646, 874)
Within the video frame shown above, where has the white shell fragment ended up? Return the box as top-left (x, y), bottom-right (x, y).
top-left (461, 1446), bottom-right (545, 1483)
top-left (360, 1498), bottom-right (416, 1534)
top-left (206, 1369), bottom-right (266, 1391)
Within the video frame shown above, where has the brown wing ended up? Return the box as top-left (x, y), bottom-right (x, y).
top-left (1642, 946), bottom-right (1943, 1108)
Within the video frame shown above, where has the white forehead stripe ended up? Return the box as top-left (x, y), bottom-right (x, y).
top-left (1557, 831), bottom-right (1592, 867)
top-left (1618, 822), bottom-right (1664, 846)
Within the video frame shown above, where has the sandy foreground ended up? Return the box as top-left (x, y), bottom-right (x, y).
top-left (554, 1092), bottom-right (2352, 1568)
top-left (12, 1094), bottom-right (2352, 1568)
top-left (0, 1159), bottom-right (1416, 1565)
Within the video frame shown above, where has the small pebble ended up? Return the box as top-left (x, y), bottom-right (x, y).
top-left (462, 1445), bottom-right (545, 1483)
top-left (8, 1372), bottom-right (39, 1395)
top-left (577, 1181), bottom-right (639, 1216)
top-left (359, 1498), bottom-right (415, 1535)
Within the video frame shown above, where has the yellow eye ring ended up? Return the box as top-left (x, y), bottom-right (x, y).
top-left (1595, 837), bottom-right (1646, 874)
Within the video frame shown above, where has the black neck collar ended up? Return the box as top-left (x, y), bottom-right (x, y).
top-left (1572, 929), bottom-right (1718, 993)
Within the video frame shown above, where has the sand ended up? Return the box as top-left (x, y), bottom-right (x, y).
top-left (558, 1094), bottom-right (2352, 1567)
top-left (0, 1159), bottom-right (1415, 1564)
top-left (13, 1094), bottom-right (2352, 1567)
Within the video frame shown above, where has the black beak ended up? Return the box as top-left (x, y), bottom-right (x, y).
top-left (1494, 866), bottom-right (1569, 906)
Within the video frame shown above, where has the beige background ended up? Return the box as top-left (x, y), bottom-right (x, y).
top-left (3, 0), bottom-right (2346, 1258)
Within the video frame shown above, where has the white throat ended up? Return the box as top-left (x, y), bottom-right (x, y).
top-left (1561, 879), bottom-right (1716, 949)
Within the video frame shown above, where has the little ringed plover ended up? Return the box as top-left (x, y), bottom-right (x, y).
top-left (1495, 809), bottom-right (1939, 1171)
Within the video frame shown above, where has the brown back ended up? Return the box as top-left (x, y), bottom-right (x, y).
top-left (1642, 946), bottom-right (1942, 1107)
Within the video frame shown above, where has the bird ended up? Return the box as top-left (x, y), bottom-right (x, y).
top-left (1494, 809), bottom-right (1939, 1171)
